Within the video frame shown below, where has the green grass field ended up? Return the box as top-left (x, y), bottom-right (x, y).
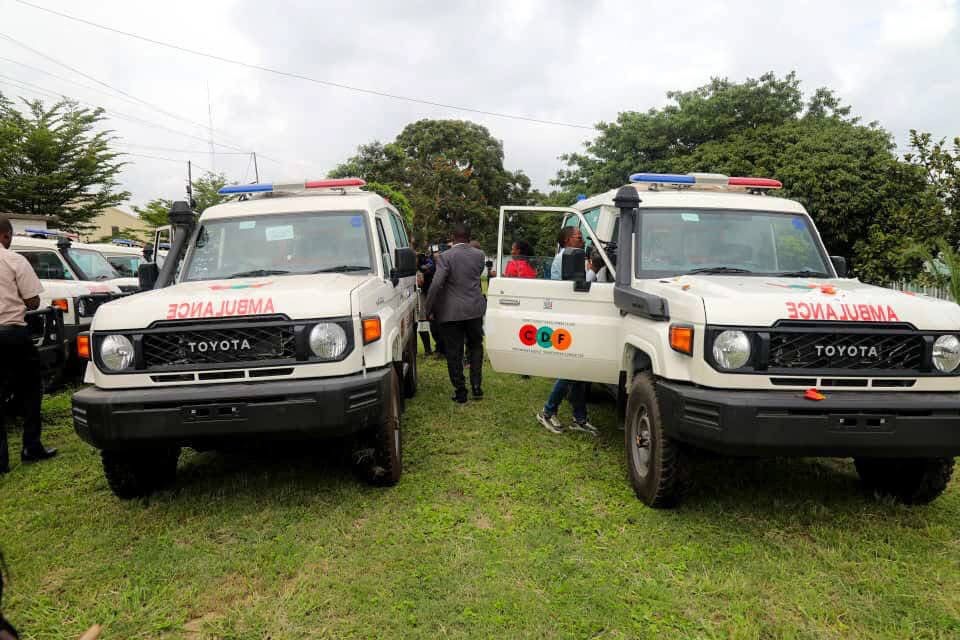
top-left (1, 354), bottom-right (959, 639)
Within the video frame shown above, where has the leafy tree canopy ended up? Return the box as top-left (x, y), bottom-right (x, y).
top-left (331, 119), bottom-right (533, 251)
top-left (553, 72), bottom-right (945, 281)
top-left (0, 95), bottom-right (129, 233)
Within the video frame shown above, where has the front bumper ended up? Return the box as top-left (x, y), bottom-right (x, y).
top-left (72, 368), bottom-right (392, 450)
top-left (656, 380), bottom-right (960, 457)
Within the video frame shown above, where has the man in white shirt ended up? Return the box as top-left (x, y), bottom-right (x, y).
top-left (0, 216), bottom-right (57, 473)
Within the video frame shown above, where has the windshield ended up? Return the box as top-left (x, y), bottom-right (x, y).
top-left (181, 211), bottom-right (374, 282)
top-left (67, 248), bottom-right (121, 281)
top-left (106, 255), bottom-right (142, 277)
top-left (637, 209), bottom-right (830, 277)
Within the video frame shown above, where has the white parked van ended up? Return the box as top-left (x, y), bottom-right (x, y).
top-left (488, 173), bottom-right (960, 507)
top-left (72, 178), bottom-right (419, 498)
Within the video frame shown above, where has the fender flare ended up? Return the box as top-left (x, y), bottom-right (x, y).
top-left (622, 335), bottom-right (662, 391)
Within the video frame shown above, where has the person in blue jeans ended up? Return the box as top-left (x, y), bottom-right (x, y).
top-left (536, 226), bottom-right (598, 436)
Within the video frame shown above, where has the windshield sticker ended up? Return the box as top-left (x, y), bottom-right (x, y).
top-left (681, 212), bottom-right (700, 223)
top-left (238, 221), bottom-right (256, 230)
top-left (350, 216), bottom-right (363, 228)
top-left (791, 217), bottom-right (805, 230)
top-left (166, 297), bottom-right (276, 320)
top-left (785, 302), bottom-right (899, 322)
top-left (209, 281), bottom-right (273, 291)
top-left (265, 225), bottom-right (294, 242)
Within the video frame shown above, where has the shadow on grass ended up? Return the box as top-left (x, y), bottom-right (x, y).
top-left (155, 439), bottom-right (365, 503)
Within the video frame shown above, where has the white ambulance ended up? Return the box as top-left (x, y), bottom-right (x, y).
top-left (11, 235), bottom-right (128, 363)
top-left (72, 178), bottom-right (419, 499)
top-left (489, 172), bottom-right (960, 507)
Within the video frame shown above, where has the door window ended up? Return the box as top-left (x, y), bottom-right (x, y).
top-left (20, 251), bottom-right (72, 280)
top-left (375, 218), bottom-right (393, 276)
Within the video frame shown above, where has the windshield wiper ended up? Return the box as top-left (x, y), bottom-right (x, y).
top-left (775, 270), bottom-right (830, 278)
top-left (308, 265), bottom-right (370, 273)
top-left (226, 269), bottom-right (290, 279)
top-left (687, 266), bottom-right (753, 275)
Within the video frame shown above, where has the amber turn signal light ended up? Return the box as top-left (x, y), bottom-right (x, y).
top-left (362, 317), bottom-right (382, 344)
top-left (77, 332), bottom-right (91, 360)
top-left (669, 325), bottom-right (694, 356)
top-left (51, 298), bottom-right (69, 312)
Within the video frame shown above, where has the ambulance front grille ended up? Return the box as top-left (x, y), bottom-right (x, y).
top-left (142, 325), bottom-right (296, 369)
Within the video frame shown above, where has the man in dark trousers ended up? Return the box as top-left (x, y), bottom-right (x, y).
top-left (425, 224), bottom-right (486, 403)
top-left (0, 217), bottom-right (57, 473)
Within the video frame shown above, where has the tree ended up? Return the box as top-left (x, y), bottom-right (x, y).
top-left (553, 72), bottom-right (939, 281)
top-left (0, 95), bottom-right (129, 233)
top-left (331, 119), bottom-right (533, 251)
top-left (363, 181), bottom-right (413, 226)
top-left (133, 171), bottom-right (229, 229)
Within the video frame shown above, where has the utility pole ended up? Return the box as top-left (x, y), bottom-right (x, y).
top-left (186, 160), bottom-right (194, 208)
top-left (252, 151), bottom-right (259, 183)
top-left (206, 82), bottom-right (215, 172)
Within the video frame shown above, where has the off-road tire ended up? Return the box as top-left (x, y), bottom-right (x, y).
top-left (403, 336), bottom-right (418, 400)
top-left (356, 369), bottom-right (402, 487)
top-left (101, 448), bottom-right (180, 499)
top-left (854, 456), bottom-right (954, 505)
top-left (624, 373), bottom-right (689, 508)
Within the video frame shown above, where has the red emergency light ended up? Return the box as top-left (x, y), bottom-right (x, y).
top-left (728, 177), bottom-right (782, 189)
top-left (305, 178), bottom-right (366, 189)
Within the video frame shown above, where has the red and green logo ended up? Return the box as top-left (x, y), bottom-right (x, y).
top-left (519, 324), bottom-right (572, 351)
top-left (209, 281), bottom-right (273, 291)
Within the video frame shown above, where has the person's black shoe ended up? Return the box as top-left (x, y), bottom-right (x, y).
top-left (451, 390), bottom-right (468, 404)
top-left (0, 463), bottom-right (9, 474)
top-left (472, 386), bottom-right (484, 400)
top-left (21, 445), bottom-right (58, 463)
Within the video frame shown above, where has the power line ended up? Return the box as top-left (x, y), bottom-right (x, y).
top-left (0, 73), bottom-right (246, 150)
top-left (115, 143), bottom-right (253, 155)
top-left (0, 32), bottom-right (251, 151)
top-left (124, 151), bottom-right (212, 172)
top-left (13, 0), bottom-right (596, 131)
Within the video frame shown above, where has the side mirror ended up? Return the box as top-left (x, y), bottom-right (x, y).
top-left (561, 247), bottom-right (587, 282)
top-left (391, 247), bottom-right (417, 285)
top-left (830, 256), bottom-right (848, 278)
top-left (138, 262), bottom-right (159, 290)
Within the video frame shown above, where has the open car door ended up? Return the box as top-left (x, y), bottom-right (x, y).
top-left (486, 206), bottom-right (622, 384)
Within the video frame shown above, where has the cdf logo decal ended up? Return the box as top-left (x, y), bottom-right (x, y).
top-left (519, 324), bottom-right (572, 351)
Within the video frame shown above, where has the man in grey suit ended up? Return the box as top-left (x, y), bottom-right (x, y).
top-left (425, 223), bottom-right (486, 403)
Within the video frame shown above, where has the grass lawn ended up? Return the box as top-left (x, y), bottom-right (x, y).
top-left (1, 352), bottom-right (959, 639)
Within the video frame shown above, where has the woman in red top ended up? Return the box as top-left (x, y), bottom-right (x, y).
top-left (504, 240), bottom-right (537, 278)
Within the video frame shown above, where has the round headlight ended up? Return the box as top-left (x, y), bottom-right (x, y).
top-left (933, 335), bottom-right (960, 373)
top-left (712, 330), bottom-right (752, 370)
top-left (309, 323), bottom-right (348, 360)
top-left (100, 334), bottom-right (134, 371)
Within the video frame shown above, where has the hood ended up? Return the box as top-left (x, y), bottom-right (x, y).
top-left (40, 280), bottom-right (122, 297)
top-left (666, 276), bottom-right (960, 330)
top-left (92, 274), bottom-right (371, 331)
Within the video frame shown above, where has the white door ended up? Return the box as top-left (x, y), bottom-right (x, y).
top-left (486, 207), bottom-right (623, 384)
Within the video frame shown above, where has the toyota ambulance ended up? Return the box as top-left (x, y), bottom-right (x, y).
top-left (489, 172), bottom-right (960, 508)
top-left (71, 178), bottom-right (419, 499)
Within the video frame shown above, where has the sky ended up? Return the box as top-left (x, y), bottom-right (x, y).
top-left (0, 0), bottom-right (957, 214)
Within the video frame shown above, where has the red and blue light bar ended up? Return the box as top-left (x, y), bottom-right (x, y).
top-left (218, 177), bottom-right (366, 195)
top-left (629, 172), bottom-right (782, 189)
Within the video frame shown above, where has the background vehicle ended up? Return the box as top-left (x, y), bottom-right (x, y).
top-left (488, 172), bottom-right (960, 508)
top-left (10, 234), bottom-right (127, 369)
top-left (88, 240), bottom-right (147, 278)
top-left (72, 178), bottom-right (419, 498)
